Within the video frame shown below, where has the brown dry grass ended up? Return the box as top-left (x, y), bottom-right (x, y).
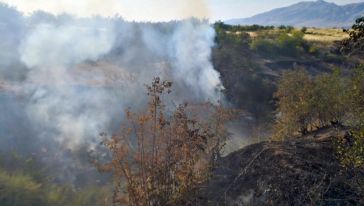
top-left (304, 28), bottom-right (348, 43)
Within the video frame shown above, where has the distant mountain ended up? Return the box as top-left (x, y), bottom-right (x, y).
top-left (225, 0), bottom-right (364, 28)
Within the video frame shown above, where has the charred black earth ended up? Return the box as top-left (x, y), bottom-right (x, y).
top-left (199, 126), bottom-right (364, 206)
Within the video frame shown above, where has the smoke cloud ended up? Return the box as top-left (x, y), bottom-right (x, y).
top-left (0, 3), bottom-right (223, 181)
top-left (0, 0), bottom-right (210, 21)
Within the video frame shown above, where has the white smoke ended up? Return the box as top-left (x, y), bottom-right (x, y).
top-left (169, 20), bottom-right (221, 101)
top-left (0, 4), bottom-right (223, 152)
top-left (21, 21), bottom-right (115, 68)
top-left (19, 17), bottom-right (117, 148)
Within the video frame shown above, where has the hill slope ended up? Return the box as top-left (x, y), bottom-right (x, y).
top-left (226, 0), bottom-right (364, 27)
top-left (199, 126), bottom-right (364, 205)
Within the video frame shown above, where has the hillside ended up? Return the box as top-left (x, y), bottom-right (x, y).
top-left (212, 24), bottom-right (362, 143)
top-left (225, 0), bottom-right (364, 28)
top-left (1, 1), bottom-right (364, 205)
top-left (199, 126), bottom-right (364, 205)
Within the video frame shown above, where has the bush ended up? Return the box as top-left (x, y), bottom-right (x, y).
top-left (278, 25), bottom-right (287, 30)
top-left (0, 169), bottom-right (112, 206)
top-left (340, 16), bottom-right (364, 55)
top-left (310, 69), bottom-right (349, 126)
top-left (347, 67), bottom-right (364, 127)
top-left (276, 31), bottom-right (305, 56)
top-left (96, 77), bottom-right (234, 206)
top-left (273, 66), bottom-right (364, 198)
top-left (0, 170), bottom-right (44, 206)
top-left (250, 38), bottom-right (277, 55)
top-left (335, 130), bottom-right (364, 168)
top-left (301, 27), bottom-right (308, 33)
top-left (273, 69), bottom-right (314, 140)
top-left (273, 69), bottom-right (350, 140)
top-left (0, 154), bottom-right (112, 206)
top-left (250, 30), bottom-right (307, 57)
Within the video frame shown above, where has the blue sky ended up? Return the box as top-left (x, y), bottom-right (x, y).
top-left (0, 0), bottom-right (363, 21)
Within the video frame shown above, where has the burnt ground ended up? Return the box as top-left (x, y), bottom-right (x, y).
top-left (198, 126), bottom-right (364, 206)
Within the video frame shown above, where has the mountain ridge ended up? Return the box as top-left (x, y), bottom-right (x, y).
top-left (225, 0), bottom-right (364, 27)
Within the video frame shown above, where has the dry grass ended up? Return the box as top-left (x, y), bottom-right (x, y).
top-left (304, 28), bottom-right (348, 42)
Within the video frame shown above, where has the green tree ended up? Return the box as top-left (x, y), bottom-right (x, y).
top-left (340, 16), bottom-right (364, 55)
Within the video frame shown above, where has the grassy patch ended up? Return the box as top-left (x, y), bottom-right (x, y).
top-left (304, 28), bottom-right (348, 42)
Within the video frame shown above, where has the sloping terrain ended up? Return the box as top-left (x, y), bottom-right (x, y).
top-left (212, 25), bottom-right (359, 138)
top-left (226, 0), bottom-right (364, 27)
top-left (199, 126), bottom-right (364, 205)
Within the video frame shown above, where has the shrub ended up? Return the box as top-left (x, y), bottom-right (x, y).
top-left (250, 38), bottom-right (277, 55)
top-left (347, 66), bottom-right (364, 127)
top-left (96, 77), bottom-right (234, 206)
top-left (250, 30), bottom-right (307, 57)
top-left (301, 27), bottom-right (308, 33)
top-left (273, 69), bottom-right (350, 140)
top-left (310, 69), bottom-right (349, 126)
top-left (0, 154), bottom-right (112, 206)
top-left (273, 69), bottom-right (314, 140)
top-left (0, 170), bottom-right (44, 206)
top-left (276, 31), bottom-right (305, 56)
top-left (340, 16), bottom-right (364, 55)
top-left (335, 130), bottom-right (364, 168)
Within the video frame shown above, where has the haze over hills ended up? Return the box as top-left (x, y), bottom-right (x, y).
top-left (225, 0), bottom-right (364, 28)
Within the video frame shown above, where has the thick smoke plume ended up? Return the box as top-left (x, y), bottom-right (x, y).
top-left (0, 4), bottom-right (223, 180)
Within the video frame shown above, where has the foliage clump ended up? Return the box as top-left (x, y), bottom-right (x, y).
top-left (214, 21), bottom-right (275, 33)
top-left (340, 16), bottom-right (364, 56)
top-left (336, 67), bottom-right (364, 169)
top-left (335, 130), bottom-right (364, 168)
top-left (250, 30), bottom-right (307, 57)
top-left (273, 67), bottom-right (364, 169)
top-left (273, 68), bottom-right (357, 139)
top-left (0, 153), bottom-right (112, 206)
top-left (273, 69), bottom-right (315, 140)
top-left (97, 77), bottom-right (233, 206)
top-left (273, 17), bottom-right (364, 178)
top-left (273, 68), bottom-right (350, 140)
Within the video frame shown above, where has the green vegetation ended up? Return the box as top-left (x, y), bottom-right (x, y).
top-left (273, 66), bottom-right (364, 167)
top-left (335, 130), bottom-right (364, 168)
top-left (341, 17), bottom-right (364, 55)
top-left (272, 17), bottom-right (364, 169)
top-left (0, 153), bottom-right (112, 206)
top-left (250, 30), bottom-right (308, 57)
top-left (348, 67), bottom-right (364, 127)
top-left (1, 19), bottom-right (363, 206)
top-left (273, 69), bottom-right (314, 139)
top-left (214, 21), bottom-right (275, 33)
top-left (273, 69), bottom-right (349, 139)
top-left (212, 22), bottom-right (357, 142)
top-left (338, 67), bottom-right (364, 169)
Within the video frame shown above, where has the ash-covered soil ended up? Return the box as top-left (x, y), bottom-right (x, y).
top-left (199, 126), bottom-right (364, 206)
